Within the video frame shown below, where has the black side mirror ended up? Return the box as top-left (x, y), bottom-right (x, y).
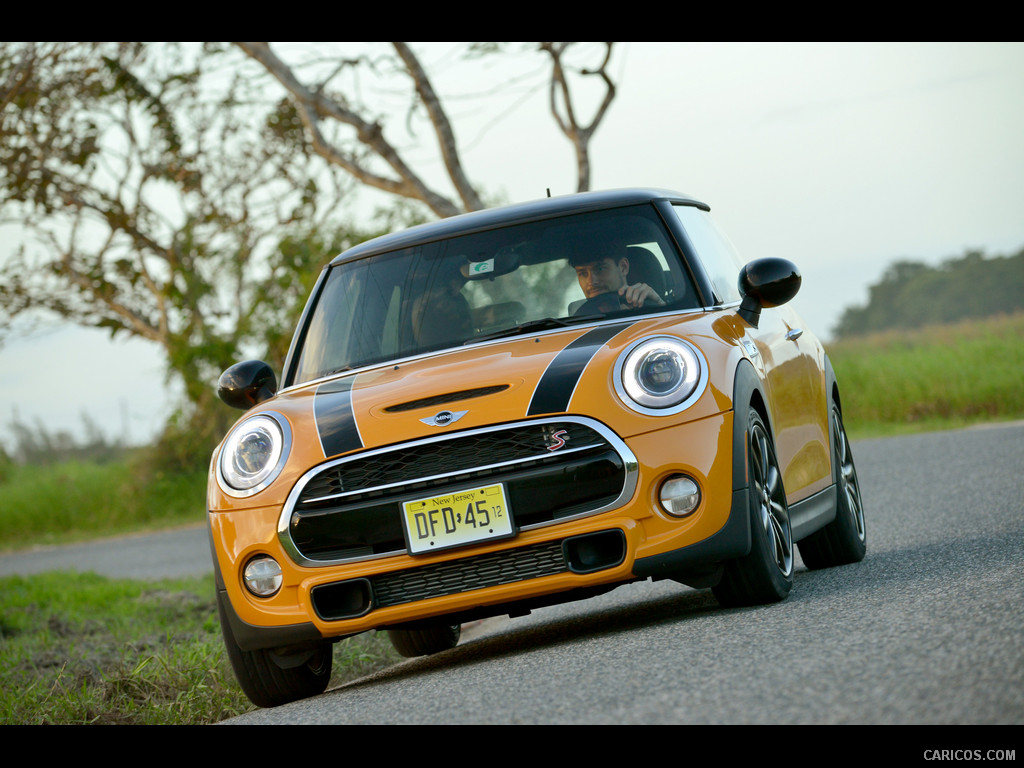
top-left (217, 360), bottom-right (278, 410)
top-left (737, 258), bottom-right (802, 328)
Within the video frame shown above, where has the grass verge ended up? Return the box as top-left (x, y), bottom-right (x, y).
top-left (0, 571), bottom-right (400, 724)
top-left (0, 460), bottom-right (207, 552)
top-left (826, 312), bottom-right (1024, 440)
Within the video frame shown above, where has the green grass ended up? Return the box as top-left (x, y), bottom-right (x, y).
top-left (827, 312), bottom-right (1024, 440)
top-left (0, 459), bottom-right (207, 552)
top-left (0, 572), bottom-right (400, 724)
top-left (0, 454), bottom-right (405, 724)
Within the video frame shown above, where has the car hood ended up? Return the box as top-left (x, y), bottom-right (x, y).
top-left (273, 314), bottom-right (735, 454)
top-left (212, 313), bottom-right (740, 510)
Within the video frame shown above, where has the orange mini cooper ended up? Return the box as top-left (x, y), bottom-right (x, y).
top-left (209, 188), bottom-right (866, 707)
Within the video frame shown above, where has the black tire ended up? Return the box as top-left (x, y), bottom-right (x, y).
top-left (217, 596), bottom-right (333, 708)
top-left (798, 404), bottom-right (867, 569)
top-left (713, 408), bottom-right (794, 607)
top-left (387, 624), bottom-right (461, 658)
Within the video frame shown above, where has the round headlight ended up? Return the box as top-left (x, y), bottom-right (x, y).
top-left (218, 413), bottom-right (290, 495)
top-left (615, 337), bottom-right (707, 414)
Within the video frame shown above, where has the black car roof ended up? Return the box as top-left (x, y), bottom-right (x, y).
top-left (329, 188), bottom-right (708, 266)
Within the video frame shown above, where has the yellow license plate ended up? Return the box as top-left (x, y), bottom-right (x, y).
top-left (402, 483), bottom-right (513, 554)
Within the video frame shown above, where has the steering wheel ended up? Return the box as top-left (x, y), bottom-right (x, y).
top-left (573, 291), bottom-right (628, 316)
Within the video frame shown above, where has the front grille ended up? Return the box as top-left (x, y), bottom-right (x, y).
top-left (297, 420), bottom-right (604, 504)
top-left (281, 417), bottom-right (637, 566)
top-left (371, 539), bottom-right (566, 608)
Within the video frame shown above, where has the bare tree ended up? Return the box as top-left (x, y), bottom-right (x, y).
top-left (234, 42), bottom-right (619, 217)
top-left (541, 42), bottom-right (617, 194)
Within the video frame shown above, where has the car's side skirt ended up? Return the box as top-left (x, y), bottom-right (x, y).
top-left (789, 484), bottom-right (837, 542)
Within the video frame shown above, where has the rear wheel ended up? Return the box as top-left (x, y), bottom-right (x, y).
top-left (713, 408), bottom-right (794, 607)
top-left (387, 624), bottom-right (462, 658)
top-left (798, 404), bottom-right (867, 569)
top-left (217, 596), bottom-right (333, 708)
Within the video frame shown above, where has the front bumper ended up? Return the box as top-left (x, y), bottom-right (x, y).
top-left (209, 411), bottom-right (744, 650)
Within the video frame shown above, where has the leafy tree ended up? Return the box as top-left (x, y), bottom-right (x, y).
top-left (0, 43), bottom-right (384, 460)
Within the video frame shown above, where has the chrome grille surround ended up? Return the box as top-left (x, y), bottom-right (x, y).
top-left (278, 416), bottom-right (639, 568)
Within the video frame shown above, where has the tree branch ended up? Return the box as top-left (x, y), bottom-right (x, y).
top-left (392, 42), bottom-right (484, 212)
top-left (235, 42), bottom-right (464, 217)
top-left (540, 42), bottom-right (617, 193)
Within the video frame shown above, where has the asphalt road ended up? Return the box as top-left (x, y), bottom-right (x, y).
top-left (0, 525), bottom-right (210, 580)
top-left (4, 422), bottom-right (1022, 725)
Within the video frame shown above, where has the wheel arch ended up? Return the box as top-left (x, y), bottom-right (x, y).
top-left (731, 358), bottom-right (773, 492)
top-left (823, 353), bottom-right (841, 482)
top-left (825, 353), bottom-right (841, 411)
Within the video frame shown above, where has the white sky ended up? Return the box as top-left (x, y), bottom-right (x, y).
top-left (2, 41), bottom-right (1022, 448)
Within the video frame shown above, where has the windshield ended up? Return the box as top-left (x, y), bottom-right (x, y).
top-left (290, 204), bottom-right (699, 385)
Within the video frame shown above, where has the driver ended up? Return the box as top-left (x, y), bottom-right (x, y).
top-left (570, 251), bottom-right (664, 311)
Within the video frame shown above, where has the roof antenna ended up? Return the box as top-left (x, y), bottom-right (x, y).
top-left (546, 188), bottom-right (551, 198)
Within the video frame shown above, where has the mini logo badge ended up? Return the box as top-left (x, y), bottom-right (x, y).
top-left (420, 410), bottom-right (468, 427)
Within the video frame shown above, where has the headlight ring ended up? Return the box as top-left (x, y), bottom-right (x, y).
top-left (614, 336), bottom-right (708, 415)
top-left (217, 412), bottom-right (292, 497)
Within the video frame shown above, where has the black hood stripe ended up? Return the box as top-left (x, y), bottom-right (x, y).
top-left (314, 377), bottom-right (364, 458)
top-left (527, 323), bottom-right (633, 416)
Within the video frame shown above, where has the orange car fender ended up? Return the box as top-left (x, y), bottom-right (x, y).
top-left (631, 358), bottom-right (764, 585)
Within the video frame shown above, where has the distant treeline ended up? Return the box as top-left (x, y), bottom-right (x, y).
top-left (832, 247), bottom-right (1024, 339)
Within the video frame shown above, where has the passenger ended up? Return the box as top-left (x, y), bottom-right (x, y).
top-left (410, 266), bottom-right (472, 347)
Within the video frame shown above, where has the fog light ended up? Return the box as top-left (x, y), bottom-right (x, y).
top-left (243, 556), bottom-right (283, 597)
top-left (659, 475), bottom-right (700, 517)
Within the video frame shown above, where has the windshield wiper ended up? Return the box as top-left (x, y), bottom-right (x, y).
top-left (322, 365), bottom-right (354, 377)
top-left (468, 314), bottom-right (607, 344)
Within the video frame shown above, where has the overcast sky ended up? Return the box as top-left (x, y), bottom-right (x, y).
top-left (2, 41), bottom-right (1022, 448)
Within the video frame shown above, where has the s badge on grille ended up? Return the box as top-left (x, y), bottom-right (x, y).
top-left (420, 410), bottom-right (468, 427)
top-left (545, 428), bottom-right (569, 451)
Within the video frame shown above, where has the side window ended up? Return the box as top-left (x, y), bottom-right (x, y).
top-left (671, 205), bottom-right (744, 305)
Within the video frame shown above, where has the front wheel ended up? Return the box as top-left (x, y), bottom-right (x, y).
top-left (217, 596), bottom-right (333, 708)
top-left (387, 624), bottom-right (461, 658)
top-left (713, 408), bottom-right (794, 607)
top-left (798, 404), bottom-right (867, 569)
